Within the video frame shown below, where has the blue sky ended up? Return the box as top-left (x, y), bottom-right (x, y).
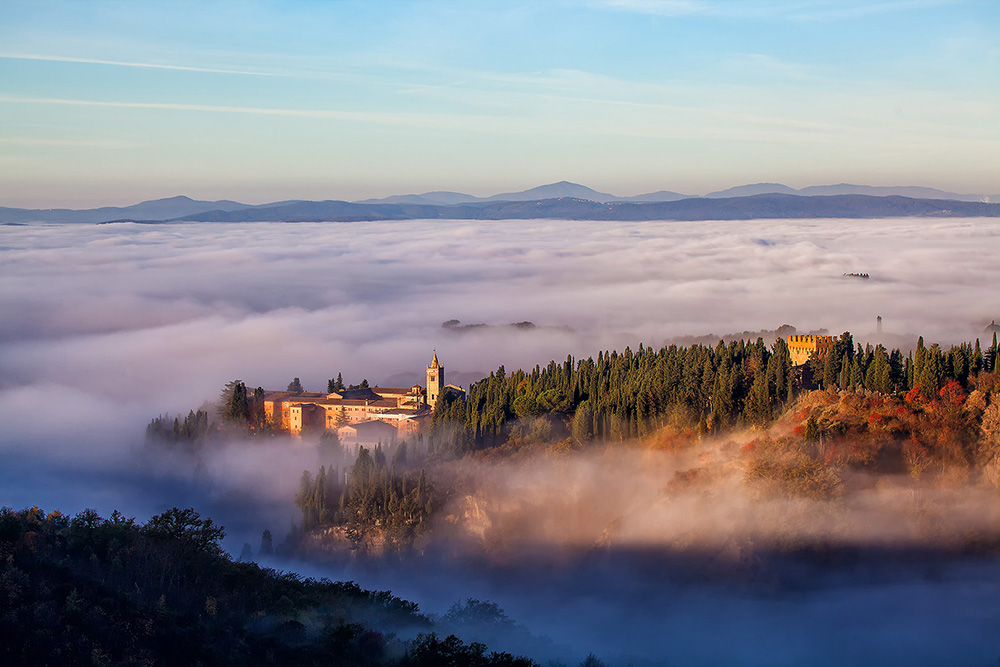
top-left (0, 0), bottom-right (997, 207)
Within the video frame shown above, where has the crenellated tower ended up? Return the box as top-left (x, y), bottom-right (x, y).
top-left (426, 351), bottom-right (444, 409)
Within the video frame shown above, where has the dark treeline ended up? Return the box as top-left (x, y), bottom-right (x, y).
top-left (294, 443), bottom-right (435, 545)
top-left (146, 408), bottom-right (211, 444)
top-left (432, 332), bottom-right (1000, 454)
top-left (147, 380), bottom-right (270, 444)
top-left (0, 505), bottom-right (545, 666)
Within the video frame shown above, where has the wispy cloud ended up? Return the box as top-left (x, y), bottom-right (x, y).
top-left (0, 94), bottom-right (534, 136)
top-left (592, 0), bottom-right (960, 20)
top-left (0, 94), bottom-right (451, 127)
top-left (0, 137), bottom-right (137, 149)
top-left (2, 78), bottom-right (955, 152)
top-left (591, 0), bottom-right (709, 16)
top-left (0, 52), bottom-right (414, 87)
top-left (786, 0), bottom-right (961, 21)
top-left (0, 53), bottom-right (277, 77)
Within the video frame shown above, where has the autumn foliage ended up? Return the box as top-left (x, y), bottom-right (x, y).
top-left (762, 375), bottom-right (995, 482)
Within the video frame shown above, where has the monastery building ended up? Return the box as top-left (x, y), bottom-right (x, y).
top-left (262, 352), bottom-right (463, 447)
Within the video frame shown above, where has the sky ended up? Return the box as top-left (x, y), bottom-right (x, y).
top-left (0, 0), bottom-right (998, 207)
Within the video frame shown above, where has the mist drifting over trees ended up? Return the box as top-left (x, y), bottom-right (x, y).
top-left (3, 216), bottom-right (1000, 664)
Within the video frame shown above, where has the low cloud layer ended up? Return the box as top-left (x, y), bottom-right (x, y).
top-left (2, 216), bottom-right (1000, 663)
top-left (2, 216), bottom-right (998, 510)
top-left (310, 443), bottom-right (1000, 666)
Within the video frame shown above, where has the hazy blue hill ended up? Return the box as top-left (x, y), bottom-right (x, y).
top-left (703, 182), bottom-right (990, 202)
top-left (121, 195), bottom-right (251, 218)
top-left (798, 183), bottom-right (989, 201)
top-left (167, 193), bottom-right (1000, 222)
top-left (618, 190), bottom-right (691, 202)
top-left (7, 185), bottom-right (998, 224)
top-left (484, 181), bottom-right (618, 202)
top-left (182, 199), bottom-right (447, 222)
top-left (606, 193), bottom-right (998, 221)
top-left (356, 191), bottom-right (483, 205)
top-left (705, 183), bottom-right (799, 198)
top-left (0, 195), bottom-right (251, 223)
top-left (356, 182), bottom-right (619, 205)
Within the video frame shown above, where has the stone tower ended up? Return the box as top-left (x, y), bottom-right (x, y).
top-left (426, 351), bottom-right (444, 409)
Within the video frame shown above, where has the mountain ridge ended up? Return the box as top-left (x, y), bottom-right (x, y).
top-left (173, 193), bottom-right (999, 223)
top-left (3, 182), bottom-right (996, 223)
top-left (0, 195), bottom-right (252, 224)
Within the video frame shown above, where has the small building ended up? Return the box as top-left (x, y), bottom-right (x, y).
top-left (786, 334), bottom-right (835, 367)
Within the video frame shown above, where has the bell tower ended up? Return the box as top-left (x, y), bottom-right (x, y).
top-left (426, 351), bottom-right (443, 409)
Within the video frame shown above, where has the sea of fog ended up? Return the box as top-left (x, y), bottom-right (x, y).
top-left (2, 217), bottom-right (1000, 665)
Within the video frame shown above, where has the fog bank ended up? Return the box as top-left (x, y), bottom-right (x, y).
top-left (2, 216), bottom-right (998, 540)
top-left (3, 217), bottom-right (1000, 664)
top-left (297, 442), bottom-right (1000, 666)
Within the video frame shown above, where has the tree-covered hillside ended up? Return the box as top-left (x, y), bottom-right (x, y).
top-left (0, 506), bottom-right (540, 666)
top-left (431, 332), bottom-right (999, 460)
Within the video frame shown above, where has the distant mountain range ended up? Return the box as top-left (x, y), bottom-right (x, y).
top-left (2, 182), bottom-right (997, 224)
top-left (356, 180), bottom-right (994, 205)
top-left (0, 195), bottom-right (254, 224)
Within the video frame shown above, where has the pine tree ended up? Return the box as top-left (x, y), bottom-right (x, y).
top-left (988, 331), bottom-right (1000, 373)
top-left (917, 344), bottom-right (945, 393)
top-left (804, 416), bottom-right (819, 442)
top-left (745, 368), bottom-right (771, 427)
top-left (222, 380), bottom-right (250, 425)
top-left (259, 529), bottom-right (273, 556)
top-left (849, 357), bottom-right (863, 389)
top-left (295, 470), bottom-right (316, 530)
top-left (913, 337), bottom-right (926, 386)
top-left (839, 355), bottom-right (850, 390)
top-left (391, 442), bottom-right (408, 468)
top-left (822, 350), bottom-right (838, 390)
top-left (865, 345), bottom-right (891, 394)
top-left (572, 400), bottom-right (595, 442)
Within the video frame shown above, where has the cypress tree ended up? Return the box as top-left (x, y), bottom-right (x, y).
top-left (991, 333), bottom-right (999, 373)
top-left (849, 357), bottom-right (863, 389)
top-left (260, 529), bottom-right (273, 556)
top-left (822, 350), bottom-right (838, 390)
top-left (572, 400), bottom-right (595, 442)
top-left (865, 346), bottom-right (891, 394)
top-left (745, 368), bottom-right (771, 426)
top-left (221, 380), bottom-right (250, 426)
top-left (839, 355), bottom-right (851, 389)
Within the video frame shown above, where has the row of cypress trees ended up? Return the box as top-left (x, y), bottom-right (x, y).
top-left (432, 332), bottom-right (1000, 453)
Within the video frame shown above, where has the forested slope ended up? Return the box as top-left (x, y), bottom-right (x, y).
top-left (0, 506), bottom-right (539, 666)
